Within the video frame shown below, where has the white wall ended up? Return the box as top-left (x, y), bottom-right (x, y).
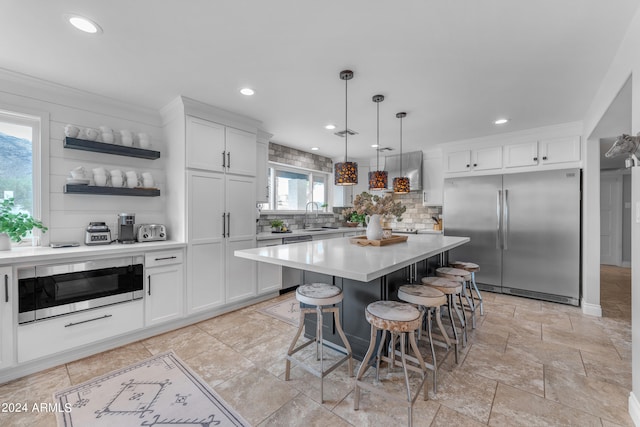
top-left (581, 5), bottom-right (640, 423)
top-left (0, 69), bottom-right (167, 244)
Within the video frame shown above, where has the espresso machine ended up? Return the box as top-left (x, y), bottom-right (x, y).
top-left (117, 213), bottom-right (136, 244)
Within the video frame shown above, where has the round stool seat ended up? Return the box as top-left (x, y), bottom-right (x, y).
top-left (365, 301), bottom-right (422, 332)
top-left (450, 261), bottom-right (480, 273)
top-left (296, 283), bottom-right (343, 306)
top-left (436, 267), bottom-right (471, 281)
top-left (421, 276), bottom-right (463, 295)
top-left (398, 285), bottom-right (446, 307)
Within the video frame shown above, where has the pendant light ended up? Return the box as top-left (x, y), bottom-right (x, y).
top-left (393, 112), bottom-right (410, 194)
top-left (334, 70), bottom-right (358, 186)
top-left (368, 94), bottom-right (388, 190)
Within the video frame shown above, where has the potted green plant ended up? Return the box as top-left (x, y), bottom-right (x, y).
top-left (270, 219), bottom-right (284, 232)
top-left (0, 198), bottom-right (48, 250)
top-left (320, 203), bottom-right (329, 212)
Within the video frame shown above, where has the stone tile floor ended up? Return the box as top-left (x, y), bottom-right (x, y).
top-left (0, 265), bottom-right (632, 426)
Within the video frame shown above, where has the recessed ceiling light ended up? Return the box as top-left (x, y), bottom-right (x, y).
top-left (325, 124), bottom-right (336, 130)
top-left (240, 88), bottom-right (255, 96)
top-left (371, 144), bottom-right (379, 148)
top-left (311, 147), bottom-right (319, 151)
top-left (66, 14), bottom-right (102, 34)
top-left (494, 118), bottom-right (509, 125)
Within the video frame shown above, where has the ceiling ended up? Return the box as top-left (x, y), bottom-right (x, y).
top-left (2, 1), bottom-right (639, 159)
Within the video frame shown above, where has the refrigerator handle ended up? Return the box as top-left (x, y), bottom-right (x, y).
top-left (503, 189), bottom-right (509, 250)
top-left (497, 190), bottom-right (502, 249)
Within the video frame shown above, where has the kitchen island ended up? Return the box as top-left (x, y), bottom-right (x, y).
top-left (235, 234), bottom-right (469, 359)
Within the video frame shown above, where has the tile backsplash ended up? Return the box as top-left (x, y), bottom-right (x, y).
top-left (385, 192), bottom-right (442, 230)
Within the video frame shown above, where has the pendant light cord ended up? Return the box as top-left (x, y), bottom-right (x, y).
top-left (344, 76), bottom-right (348, 162)
top-left (376, 101), bottom-right (380, 170)
top-left (399, 115), bottom-right (403, 176)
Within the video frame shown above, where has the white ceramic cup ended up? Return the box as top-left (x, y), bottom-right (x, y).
top-left (137, 133), bottom-right (150, 149)
top-left (93, 174), bottom-right (107, 186)
top-left (64, 124), bottom-right (80, 138)
top-left (125, 171), bottom-right (138, 186)
top-left (141, 172), bottom-right (154, 187)
top-left (111, 176), bottom-right (124, 188)
top-left (85, 128), bottom-right (99, 141)
top-left (120, 129), bottom-right (132, 136)
top-left (110, 169), bottom-right (123, 178)
top-left (93, 167), bottom-right (108, 176)
top-left (99, 126), bottom-right (112, 133)
top-left (70, 166), bottom-right (86, 179)
top-left (121, 136), bottom-right (134, 146)
top-left (101, 132), bottom-right (114, 144)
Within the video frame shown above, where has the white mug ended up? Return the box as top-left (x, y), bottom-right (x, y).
top-left (111, 176), bottom-right (124, 187)
top-left (137, 133), bottom-right (150, 149)
top-left (101, 132), bottom-right (114, 144)
top-left (126, 177), bottom-right (137, 188)
top-left (99, 126), bottom-right (112, 133)
top-left (121, 135), bottom-right (134, 146)
top-left (93, 174), bottom-right (107, 186)
top-left (70, 166), bottom-right (86, 179)
top-left (93, 167), bottom-right (108, 176)
top-left (110, 169), bottom-right (123, 178)
top-left (64, 124), bottom-right (80, 138)
top-left (85, 128), bottom-right (99, 141)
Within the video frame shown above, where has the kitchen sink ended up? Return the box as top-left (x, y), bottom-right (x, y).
top-left (321, 226), bottom-right (339, 229)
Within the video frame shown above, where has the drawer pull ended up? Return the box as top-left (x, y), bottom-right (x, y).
top-left (64, 314), bottom-right (112, 328)
top-left (4, 274), bottom-right (8, 303)
top-left (154, 256), bottom-right (177, 261)
top-left (148, 275), bottom-right (152, 295)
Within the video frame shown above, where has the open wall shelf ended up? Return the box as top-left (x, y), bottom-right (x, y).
top-left (64, 137), bottom-right (161, 160)
top-left (64, 185), bottom-right (160, 197)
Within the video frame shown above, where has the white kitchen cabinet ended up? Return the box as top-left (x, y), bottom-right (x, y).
top-left (422, 151), bottom-right (444, 205)
top-left (256, 140), bottom-right (269, 203)
top-left (187, 171), bottom-right (226, 312)
top-left (472, 146), bottom-right (502, 171)
top-left (257, 239), bottom-right (283, 294)
top-left (186, 116), bottom-right (226, 172)
top-left (504, 141), bottom-right (539, 168)
top-left (0, 267), bottom-right (14, 370)
top-left (540, 136), bottom-right (581, 165)
top-left (186, 115), bottom-right (257, 176)
top-left (444, 150), bottom-right (472, 173)
top-left (145, 250), bottom-right (184, 326)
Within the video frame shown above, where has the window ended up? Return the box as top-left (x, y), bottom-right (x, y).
top-left (0, 109), bottom-right (46, 245)
top-left (262, 163), bottom-right (329, 211)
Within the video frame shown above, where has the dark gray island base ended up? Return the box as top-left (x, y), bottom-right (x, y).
top-left (301, 255), bottom-right (442, 360)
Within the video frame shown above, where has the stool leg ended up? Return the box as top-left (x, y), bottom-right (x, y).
top-left (471, 272), bottom-right (484, 316)
top-left (448, 295), bottom-right (460, 363)
top-left (332, 307), bottom-right (354, 377)
top-left (456, 293), bottom-right (468, 346)
top-left (316, 305), bottom-right (325, 403)
top-left (461, 281), bottom-right (476, 329)
top-left (399, 333), bottom-right (413, 427)
top-left (285, 308), bottom-right (307, 381)
top-left (407, 328), bottom-right (428, 401)
top-left (377, 330), bottom-right (388, 381)
top-left (434, 306), bottom-right (451, 349)
top-left (355, 324), bottom-right (378, 411)
top-left (426, 308), bottom-right (437, 394)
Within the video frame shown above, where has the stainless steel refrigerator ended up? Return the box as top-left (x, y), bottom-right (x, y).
top-left (444, 168), bottom-right (581, 305)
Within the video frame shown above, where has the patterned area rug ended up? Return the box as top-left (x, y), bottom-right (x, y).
top-left (258, 295), bottom-right (300, 326)
top-left (54, 351), bottom-right (249, 427)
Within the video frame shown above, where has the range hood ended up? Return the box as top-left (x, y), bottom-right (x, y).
top-left (383, 151), bottom-right (423, 191)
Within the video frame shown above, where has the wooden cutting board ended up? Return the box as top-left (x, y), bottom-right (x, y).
top-left (350, 235), bottom-right (409, 246)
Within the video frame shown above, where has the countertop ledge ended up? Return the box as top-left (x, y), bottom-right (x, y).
top-left (257, 227), bottom-right (365, 241)
top-left (0, 240), bottom-right (186, 266)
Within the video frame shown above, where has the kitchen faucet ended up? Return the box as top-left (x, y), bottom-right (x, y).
top-left (304, 202), bottom-right (319, 229)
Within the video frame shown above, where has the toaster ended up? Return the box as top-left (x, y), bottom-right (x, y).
top-left (137, 224), bottom-right (167, 242)
top-left (85, 222), bottom-right (112, 245)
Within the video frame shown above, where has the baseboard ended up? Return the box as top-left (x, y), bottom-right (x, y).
top-left (581, 299), bottom-right (602, 317)
top-left (629, 392), bottom-right (640, 426)
top-left (622, 261), bottom-right (632, 268)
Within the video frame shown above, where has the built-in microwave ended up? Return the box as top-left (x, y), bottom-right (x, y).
top-left (18, 256), bottom-right (143, 324)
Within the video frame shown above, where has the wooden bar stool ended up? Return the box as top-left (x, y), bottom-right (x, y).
top-left (397, 284), bottom-right (448, 393)
top-left (421, 276), bottom-right (466, 361)
top-left (436, 267), bottom-right (477, 329)
top-left (354, 300), bottom-right (427, 427)
top-left (450, 261), bottom-right (484, 316)
top-left (285, 283), bottom-right (353, 403)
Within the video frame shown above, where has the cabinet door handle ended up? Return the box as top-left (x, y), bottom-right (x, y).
top-left (466, 164), bottom-right (470, 168)
top-left (222, 212), bottom-right (226, 237)
top-left (65, 314), bottom-right (112, 328)
top-left (154, 256), bottom-right (177, 261)
top-left (4, 274), bottom-right (8, 303)
top-left (473, 163), bottom-right (477, 167)
top-left (533, 157), bottom-right (538, 161)
top-left (226, 212), bottom-right (231, 238)
top-left (227, 152), bottom-right (231, 169)
top-left (542, 156), bottom-right (548, 160)
top-left (222, 150), bottom-right (226, 168)
top-left (148, 275), bottom-right (152, 296)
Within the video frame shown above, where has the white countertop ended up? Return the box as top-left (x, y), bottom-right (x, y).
top-left (235, 234), bottom-right (469, 282)
top-left (257, 226), bottom-right (364, 241)
top-left (0, 240), bottom-right (186, 266)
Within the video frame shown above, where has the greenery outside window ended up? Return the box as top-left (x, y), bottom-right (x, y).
top-left (261, 163), bottom-right (329, 211)
top-left (0, 108), bottom-right (47, 246)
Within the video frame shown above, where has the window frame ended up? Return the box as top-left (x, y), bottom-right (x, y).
top-left (0, 105), bottom-right (49, 247)
top-left (262, 162), bottom-right (331, 213)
